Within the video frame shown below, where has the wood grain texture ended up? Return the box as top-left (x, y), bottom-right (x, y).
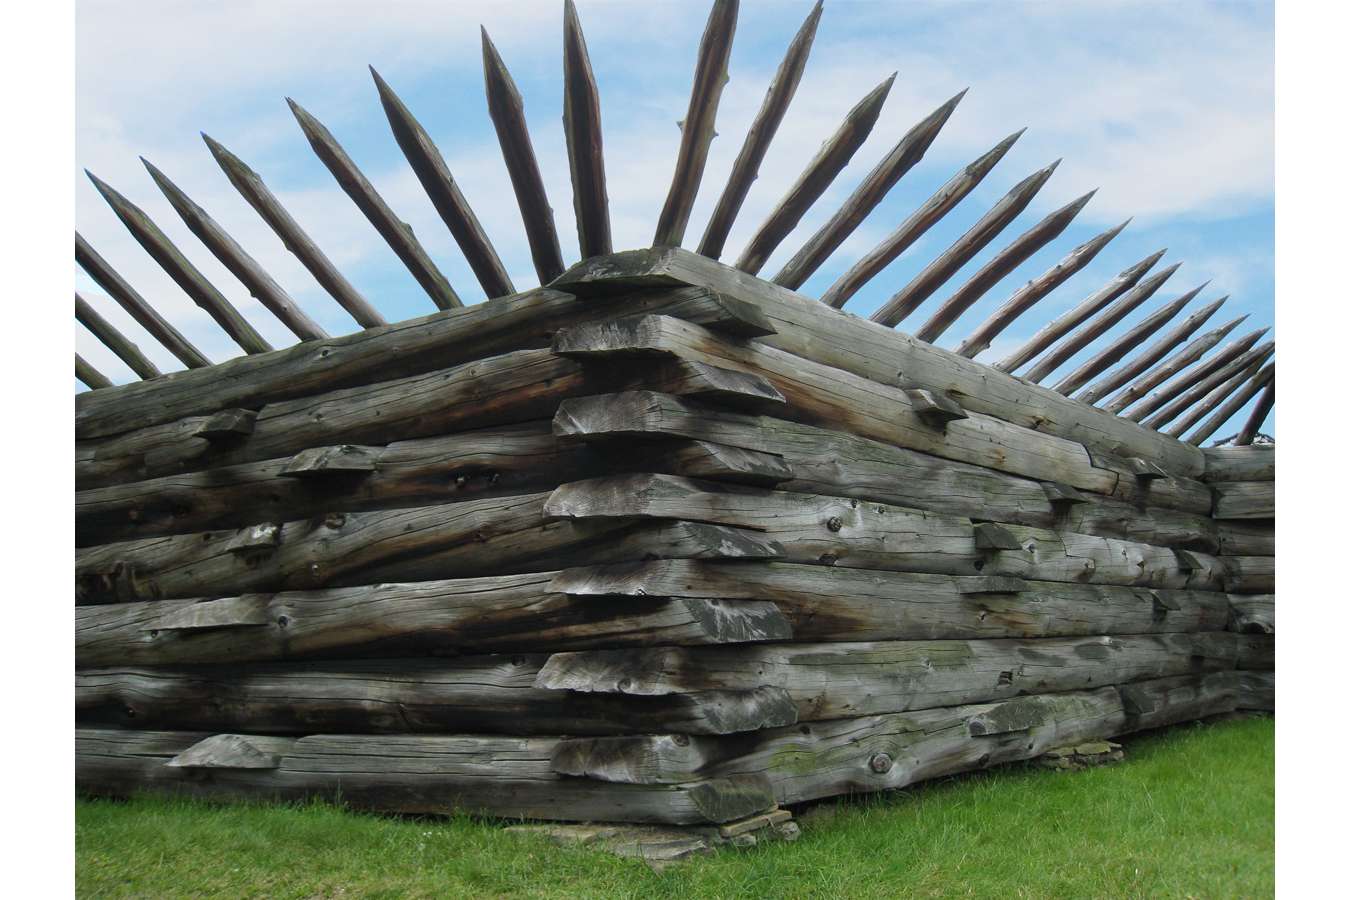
top-left (1050, 287), bottom-right (1203, 396)
top-left (76, 293), bottom-right (161, 380)
top-left (1104, 315), bottom-right (1248, 415)
top-left (1077, 297), bottom-right (1224, 405)
top-left (562, 0), bottom-right (611, 259)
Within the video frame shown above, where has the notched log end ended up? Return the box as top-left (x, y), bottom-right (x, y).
top-left (165, 734), bottom-right (283, 770)
top-left (905, 389), bottom-right (967, 428)
top-left (192, 408), bottom-right (259, 443)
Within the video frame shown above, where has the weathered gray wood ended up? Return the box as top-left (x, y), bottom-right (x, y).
top-left (697, 0), bottom-right (821, 260)
top-left (870, 162), bottom-right (1063, 329)
top-left (1185, 362), bottom-right (1274, 446)
top-left (1225, 633), bottom-right (1275, 670)
top-left (482, 29), bottom-right (566, 283)
top-left (201, 135), bottom-right (385, 328)
top-left (87, 171), bottom-right (273, 354)
top-left (1125, 327), bottom-right (1269, 422)
top-left (562, 0), bottom-right (611, 259)
top-left (1104, 315), bottom-right (1248, 414)
top-left (371, 66), bottom-right (515, 298)
top-left (653, 0), bottom-right (739, 247)
top-left (1236, 671), bottom-right (1274, 711)
top-left (734, 74), bottom-right (894, 275)
top-left (278, 443), bottom-right (380, 478)
top-left (914, 189), bottom-right (1096, 342)
top-left (1051, 287), bottom-right (1203, 396)
top-left (821, 131), bottom-right (1024, 311)
top-left (75, 660), bottom-right (799, 736)
top-left (76, 293), bottom-right (161, 380)
top-left (993, 250), bottom-right (1166, 374)
top-left (1224, 556), bottom-right (1274, 595)
top-left (953, 221), bottom-right (1127, 359)
top-left (1164, 353), bottom-right (1272, 439)
top-left (1143, 342), bottom-right (1273, 430)
top-left (76, 354), bottom-right (112, 390)
top-left (166, 734), bottom-right (293, 769)
top-left (904, 388), bottom-right (967, 426)
top-left (153, 594), bottom-right (272, 631)
top-left (288, 98), bottom-right (462, 310)
top-left (142, 157), bottom-right (330, 339)
top-left (1216, 520), bottom-right (1273, 556)
top-left (1202, 446), bottom-right (1274, 483)
top-left (76, 729), bottom-right (777, 824)
top-left (192, 408), bottom-right (257, 442)
top-left (1228, 594), bottom-right (1273, 635)
top-left (1077, 297), bottom-right (1224, 404)
top-left (771, 90), bottom-right (966, 290)
top-left (1117, 671), bottom-right (1239, 733)
top-left (76, 232), bottom-right (211, 369)
top-left (1235, 375), bottom-right (1274, 446)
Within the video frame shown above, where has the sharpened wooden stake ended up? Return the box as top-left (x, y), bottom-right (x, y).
top-left (994, 250), bottom-right (1166, 374)
top-left (1235, 375), bottom-right (1274, 445)
top-left (654, 0), bottom-right (739, 247)
top-left (371, 67), bottom-right (515, 298)
top-left (1020, 265), bottom-right (1185, 384)
top-left (698, 1), bottom-right (821, 260)
top-left (914, 188), bottom-right (1096, 342)
top-left (1050, 285), bottom-right (1204, 396)
top-left (1078, 297), bottom-right (1225, 405)
top-left (772, 89), bottom-right (967, 291)
top-left (1165, 355), bottom-right (1271, 440)
top-left (482, 28), bottom-right (566, 284)
top-left (734, 73), bottom-right (894, 275)
top-left (75, 292), bottom-right (161, 380)
top-left (870, 161), bottom-right (1062, 329)
top-left (823, 130), bottom-right (1025, 310)
top-left (76, 353), bottom-right (112, 390)
top-left (287, 98), bottom-right (462, 310)
top-left (1125, 326), bottom-right (1269, 421)
top-left (954, 220), bottom-right (1128, 359)
top-left (142, 157), bottom-right (329, 340)
top-left (1141, 340), bottom-right (1274, 429)
top-left (562, 0), bottom-right (612, 260)
top-left (1104, 314), bottom-right (1247, 414)
top-left (1185, 362), bottom-right (1274, 446)
top-left (75, 232), bottom-right (211, 369)
top-left (86, 171), bottom-right (273, 354)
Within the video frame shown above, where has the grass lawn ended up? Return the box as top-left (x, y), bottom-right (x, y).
top-left (76, 715), bottom-right (1273, 899)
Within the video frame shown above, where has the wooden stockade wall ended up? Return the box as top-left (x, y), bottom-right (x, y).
top-left (75, 1), bottom-right (1273, 831)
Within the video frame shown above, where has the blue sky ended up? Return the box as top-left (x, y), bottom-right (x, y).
top-left (74, 0), bottom-right (1274, 439)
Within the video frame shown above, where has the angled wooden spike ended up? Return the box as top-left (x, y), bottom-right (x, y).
top-left (653, 0), bottom-right (740, 247)
top-left (371, 67), bottom-right (516, 297)
top-left (1104, 314), bottom-right (1247, 414)
top-left (75, 292), bottom-right (161, 380)
top-left (994, 249), bottom-right (1166, 374)
top-left (1050, 284), bottom-right (1203, 396)
top-left (772, 88), bottom-right (968, 291)
top-left (697, 0), bottom-right (821, 260)
top-left (482, 28), bottom-right (566, 283)
top-left (75, 232), bottom-right (210, 369)
top-left (86, 171), bottom-right (273, 354)
top-left (1142, 340), bottom-right (1274, 429)
top-left (870, 160), bottom-right (1062, 328)
top-left (76, 353), bottom-right (112, 390)
top-left (1185, 361), bottom-right (1274, 446)
top-left (1020, 264), bottom-right (1185, 384)
top-left (822, 129), bottom-right (1025, 310)
top-left (1126, 327), bottom-right (1269, 422)
top-left (1078, 296), bottom-right (1225, 405)
top-left (142, 157), bottom-right (329, 341)
top-left (287, 98), bottom-right (462, 310)
top-left (562, 0), bottom-right (612, 259)
top-left (954, 219), bottom-right (1128, 359)
top-left (202, 133), bottom-right (386, 327)
top-left (1165, 350), bottom-right (1273, 439)
top-left (1235, 374), bottom-right (1274, 445)
top-left (914, 188), bottom-right (1096, 342)
top-left (734, 73), bottom-right (894, 275)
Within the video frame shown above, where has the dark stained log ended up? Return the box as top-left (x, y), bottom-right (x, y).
top-left (1216, 521), bottom-right (1273, 556)
top-left (1140, 341), bottom-right (1273, 429)
top-left (1224, 557), bottom-right (1275, 595)
top-left (201, 135), bottom-right (386, 328)
top-left (653, 0), bottom-right (740, 247)
top-left (76, 354), bottom-right (112, 390)
top-left (370, 66), bottom-right (515, 298)
top-left (821, 131), bottom-right (1024, 311)
top-left (1202, 446), bottom-right (1274, 482)
top-left (76, 660), bottom-right (799, 736)
top-left (993, 250), bottom-right (1166, 374)
top-left (952, 220), bottom-right (1127, 359)
top-left (771, 90), bottom-right (967, 290)
top-left (697, 0), bottom-right (821, 260)
top-left (1235, 377), bottom-right (1274, 446)
top-left (1225, 633), bottom-right (1274, 669)
top-left (869, 161), bottom-right (1062, 328)
top-left (481, 28), bottom-right (566, 283)
top-left (287, 98), bottom-right (462, 310)
top-left (75, 729), bottom-right (776, 825)
top-left (1050, 286), bottom-right (1204, 396)
top-left (76, 233), bottom-right (211, 369)
top-left (1185, 362), bottom-right (1274, 446)
top-left (1105, 315), bottom-right (1249, 415)
top-left (1077, 297), bottom-right (1224, 405)
top-left (1020, 268), bottom-right (1188, 384)
top-left (86, 171), bottom-right (273, 354)
top-left (1236, 670), bottom-right (1274, 711)
top-left (913, 189), bottom-right (1096, 342)
top-left (1125, 328), bottom-right (1269, 422)
top-left (562, 0), bottom-right (612, 259)
top-left (76, 293), bottom-right (161, 380)
top-left (1228, 594), bottom-right (1273, 635)
top-left (142, 158), bottom-right (329, 340)
top-left (1117, 671), bottom-right (1239, 733)
top-left (734, 74), bottom-right (894, 274)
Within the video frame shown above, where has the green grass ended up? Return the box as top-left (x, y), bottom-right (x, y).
top-left (76, 716), bottom-right (1273, 899)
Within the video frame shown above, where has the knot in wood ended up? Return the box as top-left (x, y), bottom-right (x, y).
top-left (869, 752), bottom-right (893, 774)
top-left (826, 516), bottom-right (843, 533)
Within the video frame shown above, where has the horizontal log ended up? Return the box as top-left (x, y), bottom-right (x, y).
top-left (551, 248), bottom-right (1206, 478)
top-left (1201, 446), bottom-right (1274, 482)
top-left (1216, 521), bottom-right (1274, 556)
top-left (1117, 671), bottom-right (1239, 733)
top-left (76, 659), bottom-right (799, 736)
top-left (1212, 482), bottom-right (1274, 520)
top-left (76, 728), bottom-right (776, 824)
top-left (1236, 671), bottom-right (1274, 711)
top-left (1228, 594), bottom-right (1274, 635)
top-left (1228, 633), bottom-right (1275, 670)
top-left (1224, 556), bottom-right (1274, 594)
